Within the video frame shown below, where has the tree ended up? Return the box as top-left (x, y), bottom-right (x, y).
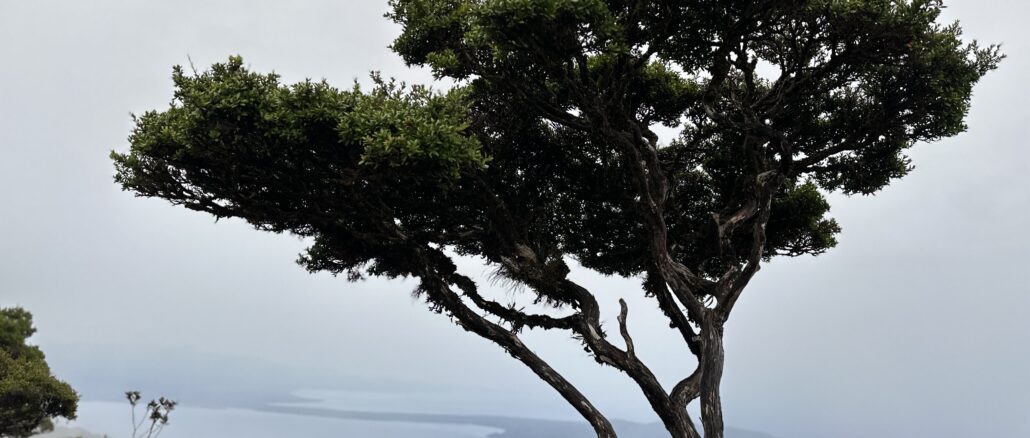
top-left (110, 1), bottom-right (1001, 437)
top-left (0, 308), bottom-right (78, 438)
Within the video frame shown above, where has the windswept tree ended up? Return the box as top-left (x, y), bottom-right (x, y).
top-left (111, 1), bottom-right (1000, 437)
top-left (0, 308), bottom-right (78, 438)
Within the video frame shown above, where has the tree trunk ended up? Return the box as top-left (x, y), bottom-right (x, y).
top-left (699, 321), bottom-right (726, 438)
top-left (660, 409), bottom-right (703, 438)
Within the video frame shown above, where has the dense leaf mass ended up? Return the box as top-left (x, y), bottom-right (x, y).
top-left (111, 2), bottom-right (999, 437)
top-left (113, 57), bottom-right (487, 279)
top-left (116, 2), bottom-right (997, 283)
top-left (0, 308), bottom-right (78, 438)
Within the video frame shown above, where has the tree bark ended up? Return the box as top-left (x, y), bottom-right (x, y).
top-left (699, 320), bottom-right (727, 438)
top-left (657, 406), bottom-right (703, 438)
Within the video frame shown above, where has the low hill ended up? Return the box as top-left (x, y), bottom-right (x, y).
top-left (31, 426), bottom-right (107, 438)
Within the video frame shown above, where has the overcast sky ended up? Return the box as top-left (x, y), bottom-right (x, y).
top-left (1, 1), bottom-right (1027, 437)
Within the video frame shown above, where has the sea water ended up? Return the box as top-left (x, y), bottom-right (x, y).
top-left (62, 401), bottom-right (501, 438)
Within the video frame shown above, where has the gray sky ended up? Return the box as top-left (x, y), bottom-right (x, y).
top-left (1, 1), bottom-right (1028, 437)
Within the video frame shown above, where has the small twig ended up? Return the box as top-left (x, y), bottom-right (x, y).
top-left (130, 405), bottom-right (138, 438)
top-left (186, 54), bottom-right (199, 76)
top-left (145, 418), bottom-right (158, 438)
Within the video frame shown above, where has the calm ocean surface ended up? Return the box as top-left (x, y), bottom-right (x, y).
top-left (54, 392), bottom-right (775, 438)
top-left (65, 400), bottom-right (501, 438)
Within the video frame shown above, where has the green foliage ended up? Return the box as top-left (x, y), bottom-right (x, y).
top-left (345, 75), bottom-right (485, 176)
top-left (765, 182), bottom-right (841, 257)
top-left (113, 56), bottom-right (484, 188)
top-left (0, 309), bottom-right (42, 363)
top-left (112, 57), bottom-right (487, 279)
top-left (0, 308), bottom-right (78, 438)
top-left (113, 0), bottom-right (1000, 287)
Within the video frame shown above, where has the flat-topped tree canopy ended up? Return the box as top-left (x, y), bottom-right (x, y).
top-left (387, 0), bottom-right (999, 278)
top-left (112, 1), bottom-right (1000, 437)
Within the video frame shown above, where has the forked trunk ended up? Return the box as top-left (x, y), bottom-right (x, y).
top-left (647, 321), bottom-right (726, 438)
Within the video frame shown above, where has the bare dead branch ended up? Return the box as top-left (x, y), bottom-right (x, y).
top-left (617, 298), bottom-right (635, 357)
